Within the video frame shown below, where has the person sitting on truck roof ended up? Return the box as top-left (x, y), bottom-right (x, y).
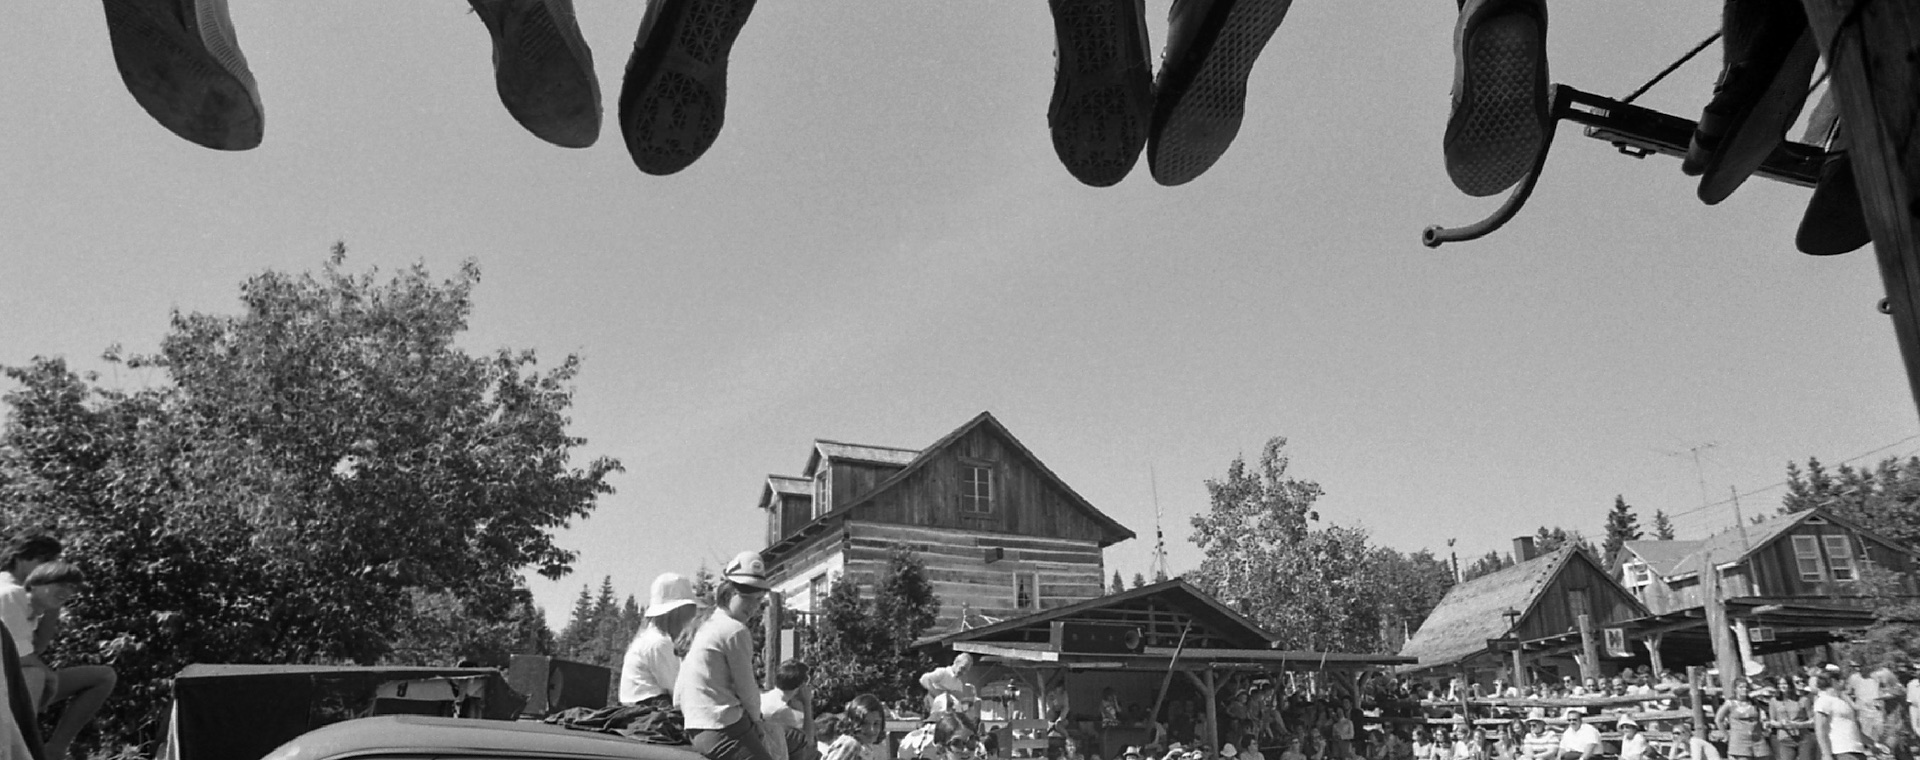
top-left (677, 552), bottom-right (774, 760)
top-left (622, 572), bottom-right (699, 705)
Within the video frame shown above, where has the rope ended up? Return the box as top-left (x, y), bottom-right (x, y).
top-left (1620, 31), bottom-right (1722, 104)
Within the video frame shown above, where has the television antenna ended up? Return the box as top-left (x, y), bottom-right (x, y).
top-left (1150, 464), bottom-right (1169, 582)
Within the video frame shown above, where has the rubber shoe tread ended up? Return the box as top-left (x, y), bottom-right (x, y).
top-left (471, 0), bottom-right (602, 149)
top-left (1148, 0), bottom-right (1292, 187)
top-left (1694, 28), bottom-right (1817, 205)
top-left (1442, 0), bottom-right (1548, 197)
top-left (1048, 0), bottom-right (1153, 187)
top-left (101, 0), bottom-right (263, 150)
top-left (619, 0), bottom-right (757, 175)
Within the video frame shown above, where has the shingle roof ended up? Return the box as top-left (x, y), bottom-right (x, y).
top-left (1621, 540), bottom-right (1704, 578)
top-left (1398, 547), bottom-right (1578, 669)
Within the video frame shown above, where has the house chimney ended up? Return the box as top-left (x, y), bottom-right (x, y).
top-left (1513, 536), bottom-right (1537, 562)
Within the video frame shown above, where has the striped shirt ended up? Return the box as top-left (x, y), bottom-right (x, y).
top-left (1522, 731), bottom-right (1559, 760)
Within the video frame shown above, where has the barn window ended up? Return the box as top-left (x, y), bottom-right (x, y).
top-left (1793, 536), bottom-right (1825, 581)
top-left (1015, 572), bottom-right (1037, 610)
top-left (807, 573), bottom-right (829, 610)
top-left (1825, 535), bottom-right (1857, 581)
top-left (1624, 561), bottom-right (1652, 588)
top-left (961, 465), bottom-right (994, 513)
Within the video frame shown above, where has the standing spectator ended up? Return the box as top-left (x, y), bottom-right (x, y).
top-left (1555, 710), bottom-right (1602, 760)
top-left (1814, 672), bottom-right (1868, 760)
top-left (622, 572), bottom-right (699, 705)
top-left (1676, 723), bottom-right (1725, 760)
top-left (1772, 678), bottom-right (1814, 760)
top-left (677, 551), bottom-right (775, 760)
top-left (1718, 682), bottom-right (1771, 760)
top-left (1845, 662), bottom-right (1883, 745)
top-left (1, 537), bottom-right (114, 760)
top-left (1333, 703), bottom-right (1356, 760)
top-left (1873, 659), bottom-right (1910, 760)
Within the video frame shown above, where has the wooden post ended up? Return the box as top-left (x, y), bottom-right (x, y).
top-left (1577, 614), bottom-right (1601, 683)
top-left (1645, 633), bottom-right (1665, 677)
top-left (1687, 666), bottom-right (1707, 735)
top-left (1796, 0), bottom-right (1920, 423)
top-left (1701, 552), bottom-right (1740, 694)
top-left (764, 591), bottom-right (785, 677)
top-left (1204, 668), bottom-right (1221, 751)
top-left (1510, 646), bottom-right (1528, 691)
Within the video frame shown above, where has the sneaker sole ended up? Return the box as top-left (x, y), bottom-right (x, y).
top-left (474, 0), bottom-right (601, 149)
top-left (1797, 152), bottom-right (1870, 256)
top-left (101, 0), bottom-right (263, 150)
top-left (619, 0), bottom-right (757, 176)
top-left (1442, 4), bottom-right (1547, 197)
top-left (1148, 0), bottom-right (1291, 187)
top-left (1697, 31), bottom-right (1817, 205)
top-left (1048, 0), bottom-right (1152, 187)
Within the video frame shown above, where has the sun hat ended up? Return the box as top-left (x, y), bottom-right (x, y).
top-left (723, 550), bottom-right (772, 590)
top-left (1124, 747), bottom-right (1144, 759)
top-left (645, 572), bottom-right (697, 617)
top-left (1222, 745), bottom-right (1239, 758)
top-left (1525, 708), bottom-right (1547, 724)
top-left (1617, 717), bottom-right (1640, 729)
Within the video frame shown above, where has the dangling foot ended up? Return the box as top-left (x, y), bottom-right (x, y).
top-left (470, 0), bottom-right (602, 148)
top-left (1441, 0), bottom-right (1549, 198)
top-left (1047, 0), bottom-right (1154, 187)
top-left (100, 0), bottom-right (264, 150)
top-left (1146, 0), bottom-right (1294, 186)
top-left (618, 0), bottom-right (759, 175)
top-left (1685, 0), bottom-right (1817, 204)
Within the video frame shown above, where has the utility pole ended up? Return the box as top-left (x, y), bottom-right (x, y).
top-left (1730, 485), bottom-right (1753, 554)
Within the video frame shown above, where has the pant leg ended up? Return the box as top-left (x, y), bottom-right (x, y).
top-left (693, 717), bottom-right (775, 760)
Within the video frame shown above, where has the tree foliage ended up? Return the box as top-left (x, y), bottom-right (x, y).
top-left (1463, 550), bottom-right (1514, 581)
top-left (1651, 510), bottom-right (1676, 540)
top-left (799, 547), bottom-right (940, 712)
top-left (1784, 456), bottom-right (1920, 548)
top-left (0, 249), bottom-right (616, 752)
top-left (1602, 495), bottom-right (1643, 565)
top-left (1530, 526), bottom-right (1596, 557)
top-left (1186, 437), bottom-right (1454, 652)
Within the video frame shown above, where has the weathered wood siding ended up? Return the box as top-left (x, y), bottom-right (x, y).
top-left (842, 522), bottom-right (1106, 633)
top-left (1515, 554), bottom-right (1644, 640)
top-left (778, 494), bottom-right (812, 540)
top-left (768, 527), bottom-right (849, 593)
top-left (847, 424), bottom-right (1110, 543)
top-left (1634, 522), bottom-right (1915, 614)
top-left (829, 461), bottom-right (905, 510)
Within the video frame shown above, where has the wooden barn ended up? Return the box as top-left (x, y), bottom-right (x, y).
top-left (1399, 542), bottom-right (1648, 686)
top-left (1616, 507), bottom-right (1919, 615)
top-left (757, 412), bottom-right (1134, 633)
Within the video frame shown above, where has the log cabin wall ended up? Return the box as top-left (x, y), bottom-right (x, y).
top-left (846, 424), bottom-right (1112, 542)
top-left (846, 522), bottom-right (1106, 632)
top-left (769, 527), bottom-right (851, 613)
top-left (1513, 553), bottom-right (1645, 641)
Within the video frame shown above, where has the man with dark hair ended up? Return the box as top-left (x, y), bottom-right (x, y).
top-left (678, 551), bottom-right (773, 760)
top-left (1, 542), bottom-right (116, 760)
top-left (764, 659), bottom-right (815, 760)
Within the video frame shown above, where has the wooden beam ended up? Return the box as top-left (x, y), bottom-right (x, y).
top-left (1645, 633), bottom-right (1665, 677)
top-left (1797, 0), bottom-right (1920, 420)
top-left (1204, 668), bottom-right (1220, 751)
top-left (956, 642), bottom-right (1060, 662)
top-left (1577, 614), bottom-right (1600, 683)
top-left (1701, 553), bottom-right (1740, 694)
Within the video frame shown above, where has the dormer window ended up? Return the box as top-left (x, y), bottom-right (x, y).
top-left (1623, 561), bottom-right (1652, 588)
top-left (961, 462), bottom-right (994, 513)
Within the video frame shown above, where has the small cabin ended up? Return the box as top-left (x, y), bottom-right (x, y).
top-left (756, 412), bottom-right (1135, 633)
top-left (1616, 507), bottom-right (1919, 615)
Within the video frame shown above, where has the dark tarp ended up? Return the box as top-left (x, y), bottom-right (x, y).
top-left (167, 664), bottom-right (524, 760)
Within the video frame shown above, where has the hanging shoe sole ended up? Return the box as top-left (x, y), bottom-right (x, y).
top-left (1796, 151), bottom-right (1870, 256)
top-left (471, 0), bottom-right (601, 149)
top-left (1442, 0), bottom-right (1548, 198)
top-left (619, 0), bottom-right (758, 176)
top-left (1695, 29), bottom-right (1817, 205)
top-left (101, 0), bottom-right (263, 150)
top-left (1047, 0), bottom-right (1153, 187)
top-left (1148, 0), bottom-right (1293, 187)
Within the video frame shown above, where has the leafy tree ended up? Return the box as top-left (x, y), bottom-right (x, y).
top-left (1651, 510), bottom-right (1676, 540)
top-left (1602, 496), bottom-right (1644, 565)
top-left (1531, 526), bottom-right (1596, 557)
top-left (0, 249), bottom-right (616, 753)
top-left (1463, 550), bottom-right (1513, 581)
top-left (1187, 437), bottom-right (1449, 652)
top-left (1111, 571), bottom-right (1125, 595)
top-left (799, 547), bottom-right (940, 712)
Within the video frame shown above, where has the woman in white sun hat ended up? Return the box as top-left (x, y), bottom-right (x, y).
top-left (678, 551), bottom-right (777, 760)
top-left (621, 572), bottom-right (700, 705)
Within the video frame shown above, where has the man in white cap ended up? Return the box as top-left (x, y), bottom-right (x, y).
top-left (678, 551), bottom-right (776, 760)
top-left (622, 572), bottom-right (699, 705)
top-left (1555, 709), bottom-right (1601, 760)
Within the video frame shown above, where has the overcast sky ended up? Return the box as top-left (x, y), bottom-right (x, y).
top-left (5, 1), bottom-right (1915, 631)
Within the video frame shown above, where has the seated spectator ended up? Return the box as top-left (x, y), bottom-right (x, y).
top-left (763, 660), bottom-right (813, 760)
top-left (1, 547), bottom-right (114, 760)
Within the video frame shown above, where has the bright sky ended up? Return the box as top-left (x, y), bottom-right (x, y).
top-left (5, 2), bottom-right (1916, 633)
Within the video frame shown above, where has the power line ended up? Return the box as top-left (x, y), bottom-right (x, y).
top-left (1663, 433), bottom-right (1920, 524)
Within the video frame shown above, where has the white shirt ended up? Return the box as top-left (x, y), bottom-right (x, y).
top-left (1556, 724), bottom-right (1602, 755)
top-left (1685, 737), bottom-right (1723, 760)
top-left (675, 610), bottom-right (761, 730)
top-left (763, 688), bottom-right (804, 730)
top-left (0, 572), bottom-right (35, 657)
top-left (1619, 734), bottom-right (1649, 760)
top-left (1815, 692), bottom-right (1867, 755)
top-left (620, 626), bottom-right (681, 704)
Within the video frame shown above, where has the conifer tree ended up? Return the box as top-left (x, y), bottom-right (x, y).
top-left (1111, 571), bottom-right (1125, 594)
top-left (1602, 495), bottom-right (1643, 565)
top-left (1651, 510), bottom-right (1676, 540)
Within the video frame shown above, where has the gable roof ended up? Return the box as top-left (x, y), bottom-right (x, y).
top-left (758, 475), bottom-right (814, 512)
top-left (1619, 539), bottom-right (1704, 578)
top-left (766, 413), bottom-right (1134, 557)
top-left (917, 578), bottom-right (1275, 651)
top-left (804, 441), bottom-right (922, 474)
top-left (1398, 546), bottom-right (1588, 669)
top-left (1667, 506), bottom-right (1920, 580)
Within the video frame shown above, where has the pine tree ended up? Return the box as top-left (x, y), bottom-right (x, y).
top-left (557, 583), bottom-right (595, 658)
top-left (1602, 495), bottom-right (1644, 565)
top-left (1110, 571), bottom-right (1125, 594)
top-left (1131, 572), bottom-right (1147, 589)
top-left (1652, 510), bottom-right (1676, 540)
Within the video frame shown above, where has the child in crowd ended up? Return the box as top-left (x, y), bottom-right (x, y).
top-left (824, 694), bottom-right (887, 760)
top-left (762, 659), bottom-right (813, 760)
